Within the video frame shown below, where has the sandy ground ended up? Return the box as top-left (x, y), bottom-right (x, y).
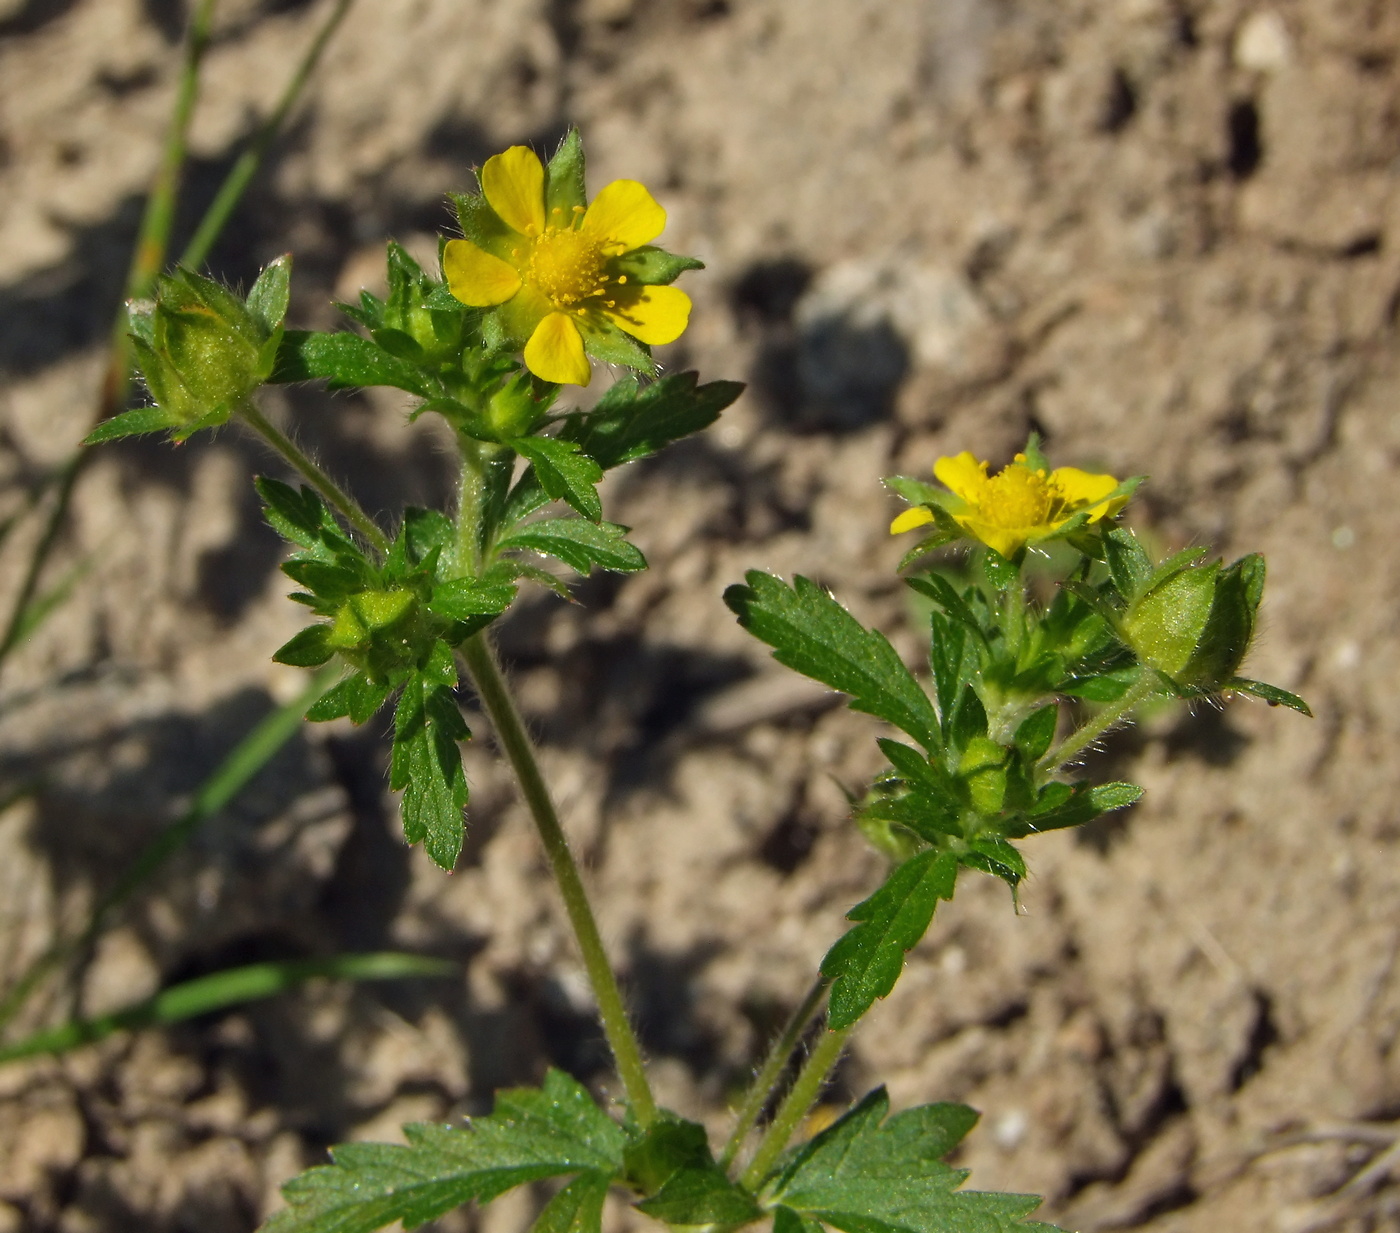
top-left (1, 1), bottom-right (1399, 1230)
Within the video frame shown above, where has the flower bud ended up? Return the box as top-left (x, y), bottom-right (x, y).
top-left (1121, 554), bottom-right (1263, 690)
top-left (958, 736), bottom-right (1009, 816)
top-left (328, 588), bottom-right (427, 683)
top-left (128, 258), bottom-right (290, 438)
top-left (486, 370), bottom-right (553, 440)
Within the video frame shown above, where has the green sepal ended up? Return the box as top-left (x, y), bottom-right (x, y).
top-left (497, 518), bottom-right (646, 575)
top-left (273, 625), bottom-right (336, 667)
top-left (1061, 665), bottom-right (1140, 701)
top-left (451, 190), bottom-right (517, 262)
top-left (545, 128), bottom-right (587, 217)
top-left (610, 246), bottom-right (705, 286)
top-left (1013, 704), bottom-right (1058, 762)
top-left (962, 836), bottom-right (1027, 890)
top-left (247, 253), bottom-right (292, 335)
top-left (1014, 780), bottom-right (1144, 835)
top-left (270, 330), bottom-right (433, 395)
top-left (1037, 475), bottom-right (1143, 545)
top-left (726, 572), bottom-right (943, 754)
top-left (510, 437), bottom-right (604, 521)
top-left (821, 851), bottom-right (958, 1031)
top-left (1101, 526), bottom-right (1153, 602)
top-left (1224, 677), bottom-right (1312, 716)
top-left (391, 675), bottom-right (470, 870)
top-left (427, 578), bottom-right (518, 624)
top-left (82, 404), bottom-right (176, 445)
top-left (980, 548), bottom-right (1020, 591)
top-left (306, 672), bottom-right (394, 725)
top-left (883, 475), bottom-right (946, 507)
top-left (578, 318), bottom-right (657, 376)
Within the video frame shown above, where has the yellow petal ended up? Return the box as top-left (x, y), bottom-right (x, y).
top-left (482, 146), bottom-right (546, 238)
top-left (443, 239), bottom-right (522, 307)
top-left (890, 507), bottom-right (935, 535)
top-left (524, 312), bottom-right (592, 386)
top-left (601, 284), bottom-right (691, 346)
top-left (581, 179), bottom-right (666, 250)
top-left (963, 518), bottom-right (1027, 560)
top-left (1051, 467), bottom-right (1122, 522)
top-left (933, 453), bottom-right (988, 504)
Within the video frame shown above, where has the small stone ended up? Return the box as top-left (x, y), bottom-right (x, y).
top-left (1235, 12), bottom-right (1292, 73)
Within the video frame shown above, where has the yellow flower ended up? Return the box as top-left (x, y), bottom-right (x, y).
top-left (443, 136), bottom-right (697, 387)
top-left (891, 451), bottom-right (1126, 559)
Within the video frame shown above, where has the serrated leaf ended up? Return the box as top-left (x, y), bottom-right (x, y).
top-left (263, 1069), bottom-right (625, 1233)
top-left (947, 684), bottom-right (988, 750)
top-left (558, 372), bottom-right (742, 471)
top-left (533, 1173), bottom-right (609, 1233)
top-left (906, 575), bottom-right (984, 640)
top-left (928, 615), bottom-right (978, 739)
top-left (622, 1117), bottom-right (711, 1195)
top-left (306, 673), bottom-right (393, 724)
top-left (1224, 677), bottom-right (1312, 716)
top-left (428, 578), bottom-right (517, 624)
top-left (821, 851), bottom-right (958, 1030)
top-left (1013, 705), bottom-right (1058, 762)
top-left (635, 1166), bottom-right (763, 1225)
top-left (271, 330), bottom-right (432, 395)
top-left (274, 625), bottom-right (335, 667)
top-left (82, 405), bottom-right (175, 444)
top-left (497, 519), bottom-right (646, 575)
top-left (391, 676), bottom-right (469, 870)
top-left (768, 1087), bottom-right (1057, 1233)
top-left (257, 477), bottom-right (345, 555)
top-left (725, 572), bottom-right (942, 754)
top-left (511, 437), bottom-right (604, 521)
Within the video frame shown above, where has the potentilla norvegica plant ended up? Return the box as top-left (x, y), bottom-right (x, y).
top-left (85, 131), bottom-right (1310, 1233)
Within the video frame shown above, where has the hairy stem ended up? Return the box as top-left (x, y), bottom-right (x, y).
top-left (461, 634), bottom-right (658, 1127)
top-left (1036, 671), bottom-right (1159, 775)
top-left (740, 1025), bottom-right (851, 1190)
top-left (237, 402), bottom-right (391, 556)
top-left (719, 976), bottom-right (830, 1172)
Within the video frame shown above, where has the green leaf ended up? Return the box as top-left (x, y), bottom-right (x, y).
top-left (928, 615), bottom-right (978, 740)
top-left (391, 676), bottom-right (469, 870)
top-left (1019, 781), bottom-right (1143, 834)
top-left (768, 1087), bottom-right (1057, 1233)
top-left (271, 330), bottom-right (432, 395)
top-left (306, 673), bottom-right (394, 725)
top-left (559, 372), bottom-right (742, 470)
top-left (947, 684), bottom-right (988, 750)
top-left (1225, 677), bottom-right (1312, 716)
top-left (773, 1206), bottom-right (827, 1233)
top-left (257, 477), bottom-right (346, 555)
top-left (622, 1116), bottom-right (711, 1195)
top-left (82, 405), bottom-right (175, 445)
top-left (610, 246), bottom-right (705, 286)
top-left (247, 254), bottom-right (292, 335)
top-left (963, 837), bottom-right (1027, 889)
top-left (533, 1173), bottom-right (609, 1233)
top-left (906, 574), bottom-right (985, 640)
top-left (821, 851), bottom-right (958, 1030)
top-left (635, 1166), bottom-right (763, 1225)
top-left (274, 625), bottom-right (335, 667)
top-left (265, 1069), bottom-right (626, 1233)
top-left (427, 579), bottom-right (517, 624)
top-left (497, 519), bottom-right (646, 575)
top-left (1013, 705), bottom-right (1058, 762)
top-left (511, 437), bottom-right (604, 521)
top-left (725, 572), bottom-right (942, 754)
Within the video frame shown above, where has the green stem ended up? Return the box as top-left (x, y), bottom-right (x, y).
top-left (461, 633), bottom-right (658, 1128)
top-left (237, 401), bottom-right (391, 556)
top-left (1036, 671), bottom-right (1159, 775)
top-left (740, 1025), bottom-right (850, 1190)
top-left (719, 976), bottom-right (829, 1171)
top-left (179, 0), bottom-right (354, 271)
top-left (452, 435), bottom-right (502, 577)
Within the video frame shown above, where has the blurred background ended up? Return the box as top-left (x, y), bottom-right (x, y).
top-left (0, 1), bottom-right (1398, 1229)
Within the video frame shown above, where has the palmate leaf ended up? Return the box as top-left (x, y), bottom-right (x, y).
top-left (820, 851), bottom-right (958, 1030)
top-left (766, 1088), bottom-right (1060, 1233)
top-left (725, 572), bottom-right (942, 754)
top-left (263, 1069), bottom-right (626, 1233)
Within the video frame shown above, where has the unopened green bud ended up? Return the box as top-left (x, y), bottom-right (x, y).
top-left (1122, 554), bottom-right (1263, 689)
top-left (959, 736), bottom-right (1009, 816)
top-left (128, 257), bottom-right (290, 439)
top-left (487, 371), bottom-right (552, 439)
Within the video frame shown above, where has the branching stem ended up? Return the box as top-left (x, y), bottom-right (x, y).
top-left (720, 976), bottom-right (830, 1171)
top-left (460, 633), bottom-right (658, 1128)
top-left (237, 402), bottom-right (391, 556)
top-left (740, 1024), bottom-right (850, 1191)
top-left (1037, 671), bottom-right (1159, 775)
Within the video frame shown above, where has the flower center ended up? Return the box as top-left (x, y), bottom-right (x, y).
top-left (527, 225), bottom-right (609, 309)
top-left (979, 465), bottom-right (1055, 529)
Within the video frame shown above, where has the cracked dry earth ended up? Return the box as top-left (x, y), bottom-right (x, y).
top-left (1, 0), bottom-right (1399, 1230)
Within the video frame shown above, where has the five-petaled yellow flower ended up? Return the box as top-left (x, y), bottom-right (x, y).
top-left (444, 139), bottom-right (695, 387)
top-left (891, 452), bottom-right (1125, 559)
